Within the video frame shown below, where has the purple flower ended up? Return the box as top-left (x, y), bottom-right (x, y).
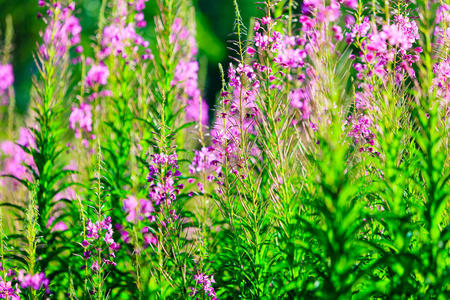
top-left (69, 102), bottom-right (93, 138)
top-left (171, 19), bottom-right (208, 124)
top-left (0, 64), bottom-right (14, 92)
top-left (143, 233), bottom-right (158, 247)
top-left (290, 88), bottom-right (311, 120)
top-left (39, 4), bottom-right (81, 60)
top-left (346, 115), bottom-right (374, 146)
top-left (91, 261), bottom-right (99, 272)
top-left (190, 273), bottom-right (217, 299)
top-left (101, 8), bottom-right (150, 60)
top-left (0, 128), bottom-right (36, 188)
top-left (382, 15), bottom-right (419, 51)
top-left (82, 216), bottom-right (118, 274)
top-left (123, 196), bottom-right (155, 222)
top-left (0, 275), bottom-right (20, 299)
top-left (18, 271), bottom-right (50, 294)
top-left (86, 64), bottom-right (109, 87)
top-left (433, 58), bottom-right (450, 113)
top-left (147, 153), bottom-right (183, 207)
top-left (189, 147), bottom-right (221, 178)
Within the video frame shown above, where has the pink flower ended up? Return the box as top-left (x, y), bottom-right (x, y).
top-left (91, 261), bottom-right (99, 272)
top-left (86, 64), bottom-right (109, 87)
top-left (39, 4), bottom-right (81, 60)
top-left (69, 103), bottom-right (92, 137)
top-left (191, 273), bottom-right (217, 299)
top-left (172, 59), bottom-right (208, 125)
top-left (343, 0), bottom-right (358, 9)
top-left (0, 128), bottom-right (36, 188)
top-left (290, 88), bottom-right (311, 120)
top-left (0, 64), bottom-right (14, 92)
top-left (143, 233), bottom-right (157, 246)
top-left (18, 271), bottom-right (49, 294)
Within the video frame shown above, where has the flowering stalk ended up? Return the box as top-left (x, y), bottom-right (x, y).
top-left (6, 1), bottom-right (82, 293)
top-left (80, 143), bottom-right (119, 298)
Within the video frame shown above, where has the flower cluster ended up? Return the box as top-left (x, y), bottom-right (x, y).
top-left (0, 266), bottom-right (20, 300)
top-left (0, 64), bottom-right (13, 106)
top-left (69, 103), bottom-right (93, 137)
top-left (0, 278), bottom-right (20, 299)
top-left (123, 196), bottom-right (154, 223)
top-left (86, 64), bottom-right (109, 87)
top-left (121, 154), bottom-right (185, 249)
top-left (82, 216), bottom-right (119, 271)
top-left (69, 102), bottom-right (95, 148)
top-left (189, 147), bottom-right (220, 179)
top-left (351, 14), bottom-right (420, 82)
top-left (0, 128), bottom-right (35, 189)
top-left (190, 273), bottom-right (217, 300)
top-left (147, 153), bottom-right (183, 207)
top-left (99, 0), bottom-right (151, 61)
top-left (345, 115), bottom-right (377, 153)
top-left (17, 270), bottom-right (50, 295)
top-left (0, 264), bottom-right (50, 298)
top-left (0, 64), bottom-right (13, 104)
top-left (171, 18), bottom-right (209, 125)
top-left (289, 88), bottom-right (312, 120)
top-left (39, 2), bottom-right (81, 61)
top-left (433, 58), bottom-right (450, 115)
top-left (120, 196), bottom-right (158, 247)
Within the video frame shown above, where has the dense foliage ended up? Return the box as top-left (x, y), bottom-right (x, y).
top-left (0, 0), bottom-right (448, 299)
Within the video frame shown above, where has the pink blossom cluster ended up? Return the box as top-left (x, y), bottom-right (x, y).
top-left (0, 64), bottom-right (13, 93)
top-left (0, 264), bottom-right (50, 298)
top-left (170, 18), bottom-right (198, 56)
top-left (190, 274), bottom-right (217, 300)
top-left (0, 278), bottom-right (20, 299)
top-left (189, 147), bottom-right (220, 179)
top-left (345, 115), bottom-right (377, 153)
top-left (289, 88), bottom-right (311, 120)
top-left (0, 64), bottom-right (13, 105)
top-left (132, 0), bottom-right (149, 27)
top-left (101, 23), bottom-right (150, 59)
top-left (351, 14), bottom-right (421, 81)
top-left (39, 2), bottom-right (81, 61)
top-left (435, 4), bottom-right (450, 45)
top-left (120, 196), bottom-right (158, 247)
top-left (123, 196), bottom-right (155, 223)
top-left (433, 58), bottom-right (450, 111)
top-left (0, 266), bottom-right (20, 300)
top-left (69, 102), bottom-right (94, 146)
top-left (17, 271), bottom-right (50, 295)
top-left (345, 12), bottom-right (421, 153)
top-left (273, 36), bottom-right (307, 69)
top-left (86, 64), bottom-right (109, 87)
top-left (171, 18), bottom-right (208, 125)
top-left (82, 216), bottom-right (120, 270)
top-left (188, 147), bottom-right (221, 193)
top-left (250, 16), bottom-right (284, 55)
top-left (0, 128), bottom-right (35, 188)
top-left (147, 153), bottom-right (183, 207)
top-left (121, 153), bottom-right (185, 249)
top-left (210, 88), bottom-right (259, 175)
top-left (99, 0), bottom-right (152, 61)
top-left (246, 11), bottom-right (318, 125)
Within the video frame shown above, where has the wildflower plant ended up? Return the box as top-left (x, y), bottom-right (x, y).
top-left (0, 0), bottom-right (448, 299)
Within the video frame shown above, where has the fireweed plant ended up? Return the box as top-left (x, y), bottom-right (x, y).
top-left (0, 0), bottom-right (448, 299)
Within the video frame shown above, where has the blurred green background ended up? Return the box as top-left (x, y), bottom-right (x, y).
top-left (0, 0), bottom-right (261, 115)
